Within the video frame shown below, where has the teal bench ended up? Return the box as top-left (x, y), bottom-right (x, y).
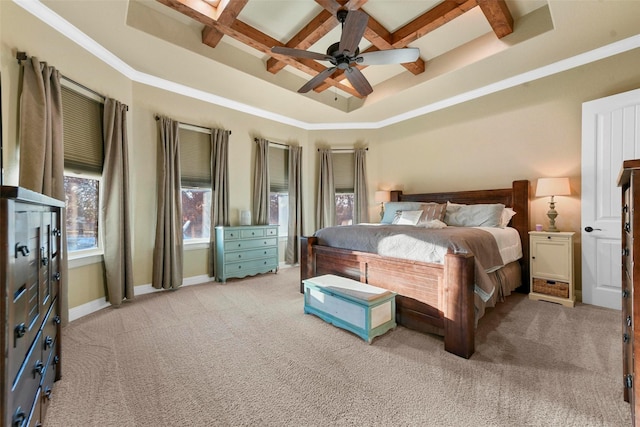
top-left (302, 274), bottom-right (397, 343)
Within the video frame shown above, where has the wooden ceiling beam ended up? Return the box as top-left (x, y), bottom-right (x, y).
top-left (476, 0), bottom-right (514, 38)
top-left (156, 0), bottom-right (364, 97)
top-left (201, 0), bottom-right (249, 48)
top-left (266, 10), bottom-right (338, 74)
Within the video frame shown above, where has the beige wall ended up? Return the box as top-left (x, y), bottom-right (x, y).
top-left (3, 1), bottom-right (640, 309)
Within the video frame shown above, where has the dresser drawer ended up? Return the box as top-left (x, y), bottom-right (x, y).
top-left (224, 237), bottom-right (277, 251)
top-left (224, 247), bottom-right (277, 263)
top-left (10, 332), bottom-right (43, 427)
top-left (241, 228), bottom-right (264, 238)
top-left (224, 258), bottom-right (278, 275)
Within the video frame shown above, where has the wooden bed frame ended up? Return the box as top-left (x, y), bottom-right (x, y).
top-left (300, 180), bottom-right (530, 359)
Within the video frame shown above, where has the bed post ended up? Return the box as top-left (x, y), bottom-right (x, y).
top-left (511, 180), bottom-right (531, 292)
top-left (300, 236), bottom-right (317, 293)
top-left (443, 253), bottom-right (475, 359)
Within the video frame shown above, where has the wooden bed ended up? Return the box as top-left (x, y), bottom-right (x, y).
top-left (300, 180), bottom-right (530, 359)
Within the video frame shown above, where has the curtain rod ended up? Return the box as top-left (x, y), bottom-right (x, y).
top-left (254, 137), bottom-right (290, 148)
top-left (317, 148), bottom-right (368, 152)
top-left (154, 115), bottom-right (232, 135)
top-left (17, 51), bottom-right (128, 111)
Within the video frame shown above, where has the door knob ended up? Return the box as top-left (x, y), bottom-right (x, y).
top-left (584, 226), bottom-right (602, 232)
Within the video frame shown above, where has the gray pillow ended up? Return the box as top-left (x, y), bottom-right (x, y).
top-left (444, 203), bottom-right (505, 227)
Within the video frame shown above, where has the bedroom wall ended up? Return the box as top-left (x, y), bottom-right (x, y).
top-left (310, 48), bottom-right (640, 298)
top-left (0, 1), bottom-right (314, 311)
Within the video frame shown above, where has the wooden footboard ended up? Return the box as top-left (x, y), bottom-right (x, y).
top-left (300, 236), bottom-right (475, 358)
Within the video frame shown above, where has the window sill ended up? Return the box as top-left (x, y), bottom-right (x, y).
top-left (68, 250), bottom-right (103, 268)
top-left (184, 240), bottom-right (210, 251)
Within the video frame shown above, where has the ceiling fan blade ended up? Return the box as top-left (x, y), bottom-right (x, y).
top-left (344, 67), bottom-right (373, 96)
top-left (298, 67), bottom-right (337, 93)
top-left (356, 48), bottom-right (420, 66)
top-left (338, 10), bottom-right (368, 55)
top-left (271, 46), bottom-right (331, 62)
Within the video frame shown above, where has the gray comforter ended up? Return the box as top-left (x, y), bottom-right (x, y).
top-left (314, 224), bottom-right (506, 301)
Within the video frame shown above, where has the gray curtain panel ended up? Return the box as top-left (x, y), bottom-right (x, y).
top-left (353, 148), bottom-right (369, 224)
top-left (285, 145), bottom-right (303, 264)
top-left (102, 99), bottom-right (134, 305)
top-left (252, 138), bottom-right (269, 225)
top-left (209, 128), bottom-right (230, 277)
top-left (316, 148), bottom-right (335, 229)
top-left (153, 116), bottom-right (183, 289)
top-left (18, 56), bottom-right (70, 325)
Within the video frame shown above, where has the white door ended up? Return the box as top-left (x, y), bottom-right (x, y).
top-left (582, 88), bottom-right (640, 309)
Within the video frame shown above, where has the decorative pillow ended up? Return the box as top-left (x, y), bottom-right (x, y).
top-left (417, 203), bottom-right (447, 226)
top-left (444, 202), bottom-right (505, 227)
top-left (381, 202), bottom-right (430, 224)
top-left (499, 208), bottom-right (517, 228)
top-left (392, 210), bottom-right (423, 225)
top-left (421, 219), bottom-right (447, 229)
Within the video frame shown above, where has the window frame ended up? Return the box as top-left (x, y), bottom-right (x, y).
top-left (64, 170), bottom-right (104, 265)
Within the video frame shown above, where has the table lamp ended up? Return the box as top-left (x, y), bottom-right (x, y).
top-left (374, 191), bottom-right (391, 220)
top-left (535, 177), bottom-right (571, 232)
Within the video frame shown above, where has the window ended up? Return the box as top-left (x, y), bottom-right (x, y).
top-left (269, 145), bottom-right (289, 237)
top-left (333, 152), bottom-right (355, 226)
top-left (61, 84), bottom-right (103, 253)
top-left (179, 126), bottom-right (212, 241)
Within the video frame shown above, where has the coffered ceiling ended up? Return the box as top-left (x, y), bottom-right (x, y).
top-left (19, 1), bottom-right (640, 128)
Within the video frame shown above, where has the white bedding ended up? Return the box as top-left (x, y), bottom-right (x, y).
top-left (473, 226), bottom-right (523, 266)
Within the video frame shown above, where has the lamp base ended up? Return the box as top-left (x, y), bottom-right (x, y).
top-left (546, 200), bottom-right (560, 232)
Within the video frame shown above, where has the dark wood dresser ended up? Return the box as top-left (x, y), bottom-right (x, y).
top-left (1, 187), bottom-right (64, 427)
top-left (618, 159), bottom-right (640, 425)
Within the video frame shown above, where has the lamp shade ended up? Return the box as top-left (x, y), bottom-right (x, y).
top-left (374, 190), bottom-right (391, 203)
top-left (536, 177), bottom-right (571, 197)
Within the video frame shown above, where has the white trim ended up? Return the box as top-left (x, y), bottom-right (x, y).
top-left (68, 252), bottom-right (103, 268)
top-left (69, 298), bottom-right (110, 322)
top-left (69, 274), bottom-right (214, 321)
top-left (14, 0), bottom-right (640, 131)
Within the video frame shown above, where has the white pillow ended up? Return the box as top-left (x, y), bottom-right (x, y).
top-left (392, 210), bottom-right (423, 225)
top-left (499, 208), bottom-right (517, 228)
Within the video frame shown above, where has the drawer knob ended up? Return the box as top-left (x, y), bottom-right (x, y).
top-left (52, 228), bottom-right (61, 237)
top-left (625, 223), bottom-right (631, 232)
top-left (44, 335), bottom-right (54, 350)
top-left (627, 315), bottom-right (633, 327)
top-left (15, 322), bottom-right (27, 339)
top-left (15, 243), bottom-right (29, 258)
top-left (238, 265), bottom-right (242, 269)
top-left (238, 254), bottom-right (242, 258)
top-left (53, 272), bottom-right (61, 281)
top-left (12, 407), bottom-right (26, 426)
top-left (626, 374), bottom-right (633, 389)
top-left (44, 387), bottom-right (53, 400)
top-left (623, 248), bottom-right (630, 256)
top-left (53, 315), bottom-right (61, 325)
top-left (53, 355), bottom-right (60, 366)
top-left (624, 333), bottom-right (630, 343)
top-left (623, 289), bottom-right (630, 298)
top-left (33, 360), bottom-right (44, 378)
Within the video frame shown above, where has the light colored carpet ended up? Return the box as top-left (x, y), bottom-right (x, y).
top-left (44, 267), bottom-right (630, 426)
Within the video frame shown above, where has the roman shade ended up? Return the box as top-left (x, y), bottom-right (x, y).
top-left (179, 127), bottom-right (212, 187)
top-left (61, 86), bottom-right (103, 174)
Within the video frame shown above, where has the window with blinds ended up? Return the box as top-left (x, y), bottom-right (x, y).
top-left (61, 84), bottom-right (103, 253)
top-left (179, 127), bottom-right (212, 188)
top-left (332, 151), bottom-right (355, 226)
top-left (61, 86), bottom-right (103, 174)
top-left (179, 127), bottom-right (212, 241)
top-left (269, 145), bottom-right (289, 237)
top-left (333, 152), bottom-right (355, 193)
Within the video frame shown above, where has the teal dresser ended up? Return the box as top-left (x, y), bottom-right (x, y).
top-left (214, 225), bottom-right (279, 283)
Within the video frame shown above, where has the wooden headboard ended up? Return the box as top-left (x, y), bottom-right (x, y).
top-left (389, 180), bottom-right (531, 292)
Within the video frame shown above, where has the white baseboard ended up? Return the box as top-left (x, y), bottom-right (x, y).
top-left (68, 265), bottom-right (296, 322)
top-left (68, 274), bottom-right (214, 322)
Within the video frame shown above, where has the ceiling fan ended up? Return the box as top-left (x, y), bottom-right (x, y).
top-left (271, 8), bottom-right (420, 97)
